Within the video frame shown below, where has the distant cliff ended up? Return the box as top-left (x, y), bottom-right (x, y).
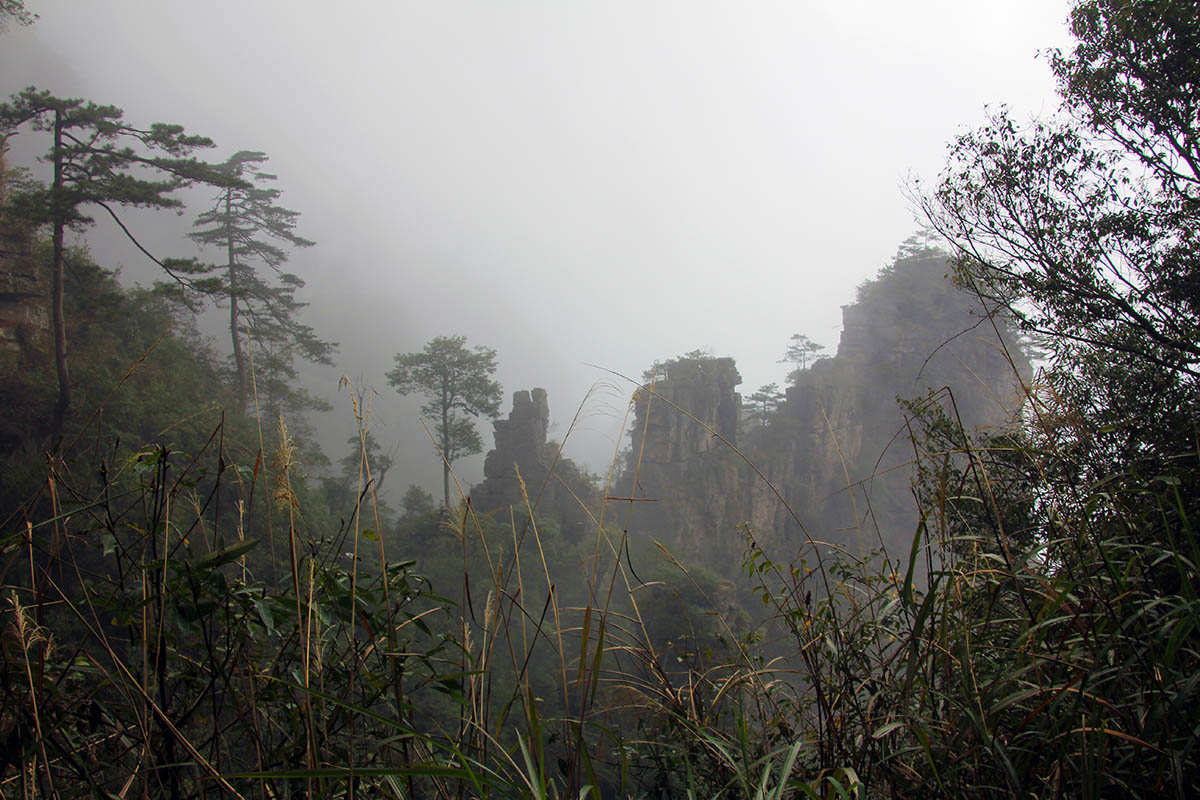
top-left (616, 356), bottom-right (750, 567)
top-left (616, 246), bottom-right (1028, 575)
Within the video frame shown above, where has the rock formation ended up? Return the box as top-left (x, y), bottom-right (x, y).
top-left (619, 246), bottom-right (1028, 578)
top-left (763, 247), bottom-right (1025, 565)
top-left (615, 357), bottom-right (750, 565)
top-left (471, 388), bottom-right (599, 537)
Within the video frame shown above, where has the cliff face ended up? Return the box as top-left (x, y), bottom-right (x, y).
top-left (764, 264), bottom-right (997, 565)
top-left (621, 248), bottom-right (1028, 575)
top-left (616, 357), bottom-right (749, 565)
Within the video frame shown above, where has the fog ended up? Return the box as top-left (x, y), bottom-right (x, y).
top-left (1, 1), bottom-right (1070, 497)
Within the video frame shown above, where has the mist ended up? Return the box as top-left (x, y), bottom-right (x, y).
top-left (0, 0), bottom-right (1070, 497)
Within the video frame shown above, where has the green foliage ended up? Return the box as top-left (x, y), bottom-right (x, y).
top-left (875, 2), bottom-right (1200, 792)
top-left (0, 246), bottom-right (234, 512)
top-left (923, 0), bottom-right (1200, 382)
top-left (387, 334), bottom-right (502, 507)
top-left (320, 430), bottom-right (395, 528)
top-left (922, 0), bottom-right (1200, 559)
top-left (0, 88), bottom-right (230, 230)
top-left (7, 4), bottom-right (1200, 798)
top-left (2, 441), bottom-right (449, 798)
top-left (642, 347), bottom-right (714, 382)
top-left (886, 401), bottom-right (1200, 796)
top-left (341, 430), bottom-right (393, 484)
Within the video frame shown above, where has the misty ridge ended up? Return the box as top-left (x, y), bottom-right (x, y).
top-left (2, 1), bottom-right (1200, 798)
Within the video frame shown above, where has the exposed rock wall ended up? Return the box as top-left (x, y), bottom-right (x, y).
top-left (761, 248), bottom-right (1026, 567)
top-left (615, 357), bottom-right (749, 565)
top-left (621, 248), bottom-right (1028, 577)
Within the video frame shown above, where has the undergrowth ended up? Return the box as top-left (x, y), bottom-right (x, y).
top-left (1, 360), bottom-right (1197, 799)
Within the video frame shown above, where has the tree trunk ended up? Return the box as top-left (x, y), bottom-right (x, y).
top-left (226, 187), bottom-right (248, 411)
top-left (50, 110), bottom-right (70, 439)
top-left (0, 141), bottom-right (8, 212)
top-left (441, 397), bottom-right (451, 508)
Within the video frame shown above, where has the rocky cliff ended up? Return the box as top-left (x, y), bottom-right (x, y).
top-left (615, 357), bottom-right (750, 566)
top-left (618, 246), bottom-right (1028, 575)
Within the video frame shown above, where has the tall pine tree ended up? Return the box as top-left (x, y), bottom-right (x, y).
top-left (188, 150), bottom-right (333, 411)
top-left (0, 87), bottom-right (233, 436)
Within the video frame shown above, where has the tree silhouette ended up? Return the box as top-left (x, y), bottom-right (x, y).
top-left (187, 150), bottom-right (332, 410)
top-left (387, 335), bottom-right (502, 507)
top-left (745, 382), bottom-right (783, 429)
top-left (0, 87), bottom-right (233, 435)
top-left (780, 334), bottom-right (825, 384)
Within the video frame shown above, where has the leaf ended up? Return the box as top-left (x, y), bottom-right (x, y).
top-left (194, 537), bottom-right (260, 571)
top-left (254, 597), bottom-right (277, 636)
top-left (903, 515), bottom-right (927, 608)
top-left (872, 720), bottom-right (906, 739)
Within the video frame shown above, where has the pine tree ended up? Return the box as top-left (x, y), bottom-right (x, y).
top-left (387, 336), bottom-right (502, 507)
top-left (780, 334), bottom-right (825, 384)
top-left (744, 382), bottom-right (783, 429)
top-left (0, 87), bottom-right (233, 436)
top-left (187, 150), bottom-right (333, 410)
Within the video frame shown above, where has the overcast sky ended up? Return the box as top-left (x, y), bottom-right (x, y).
top-left (2, 1), bottom-right (1073, 496)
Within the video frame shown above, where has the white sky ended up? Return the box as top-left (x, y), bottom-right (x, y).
top-left (2, 1), bottom-right (1073, 495)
